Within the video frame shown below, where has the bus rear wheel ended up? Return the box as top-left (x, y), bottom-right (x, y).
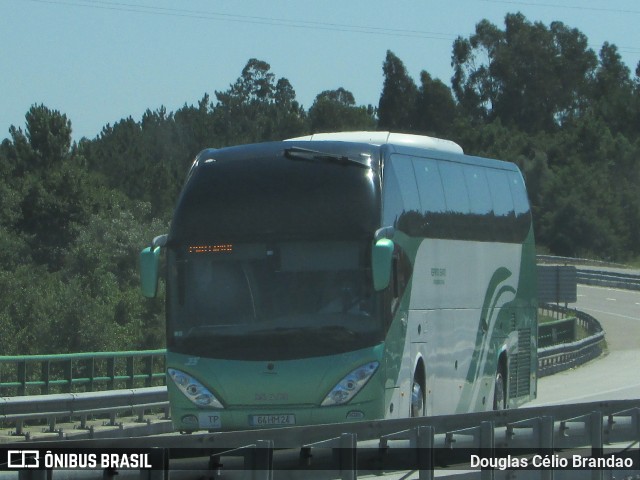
top-left (493, 367), bottom-right (506, 410)
top-left (411, 377), bottom-right (425, 417)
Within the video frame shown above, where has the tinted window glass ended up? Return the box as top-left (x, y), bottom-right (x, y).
top-left (384, 154), bottom-right (530, 243)
top-left (485, 169), bottom-right (514, 217)
top-left (166, 241), bottom-right (381, 361)
top-left (384, 155), bottom-right (423, 235)
top-left (439, 161), bottom-right (470, 214)
top-left (382, 158), bottom-right (403, 227)
top-left (170, 144), bottom-right (380, 244)
top-left (391, 156), bottom-right (421, 212)
top-left (464, 166), bottom-right (492, 216)
top-left (413, 157), bottom-right (446, 214)
top-left (507, 171), bottom-right (530, 216)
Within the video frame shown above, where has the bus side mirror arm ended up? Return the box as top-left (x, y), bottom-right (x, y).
top-left (152, 234), bottom-right (168, 248)
top-left (374, 226), bottom-right (395, 241)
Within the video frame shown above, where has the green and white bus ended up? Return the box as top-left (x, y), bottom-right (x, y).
top-left (140, 131), bottom-right (537, 432)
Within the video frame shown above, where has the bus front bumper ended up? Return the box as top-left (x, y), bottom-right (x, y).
top-left (172, 399), bottom-right (385, 433)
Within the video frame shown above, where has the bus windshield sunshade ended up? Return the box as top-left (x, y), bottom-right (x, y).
top-left (284, 147), bottom-right (371, 168)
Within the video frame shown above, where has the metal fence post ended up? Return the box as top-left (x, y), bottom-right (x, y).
top-left (480, 421), bottom-right (494, 480)
top-left (63, 359), bottom-right (72, 393)
top-left (339, 432), bottom-right (357, 480)
top-left (41, 361), bottom-right (50, 395)
top-left (88, 357), bottom-right (95, 392)
top-left (127, 356), bottom-right (135, 389)
top-left (540, 416), bottom-right (554, 480)
top-left (107, 356), bottom-right (116, 390)
top-left (14, 419), bottom-right (24, 436)
top-left (18, 471), bottom-right (49, 480)
top-left (17, 360), bottom-right (26, 396)
top-left (415, 425), bottom-right (434, 480)
top-left (590, 411), bottom-right (603, 480)
top-left (138, 448), bottom-right (168, 480)
top-left (251, 439), bottom-right (274, 480)
top-left (145, 355), bottom-right (153, 387)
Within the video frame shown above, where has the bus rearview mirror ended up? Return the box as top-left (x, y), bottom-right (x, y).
top-left (372, 238), bottom-right (394, 291)
top-left (140, 246), bottom-right (161, 298)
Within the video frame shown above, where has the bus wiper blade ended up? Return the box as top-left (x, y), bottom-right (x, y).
top-left (284, 147), bottom-right (371, 168)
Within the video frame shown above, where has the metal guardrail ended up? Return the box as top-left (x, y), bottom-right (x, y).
top-left (1, 305), bottom-right (607, 435)
top-left (6, 400), bottom-right (640, 479)
top-left (0, 350), bottom-right (166, 396)
top-left (538, 315), bottom-right (577, 348)
top-left (537, 254), bottom-right (640, 291)
top-left (538, 304), bottom-right (605, 377)
top-left (536, 254), bottom-right (631, 269)
top-left (0, 387), bottom-right (170, 438)
top-left (577, 269), bottom-right (640, 291)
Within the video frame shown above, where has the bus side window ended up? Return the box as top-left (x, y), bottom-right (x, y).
top-left (486, 169), bottom-right (516, 241)
top-left (438, 161), bottom-right (471, 215)
top-left (464, 166), bottom-right (492, 216)
top-left (384, 155), bottom-right (422, 236)
top-left (412, 157), bottom-right (448, 238)
top-left (464, 166), bottom-right (494, 241)
top-left (507, 171), bottom-right (533, 241)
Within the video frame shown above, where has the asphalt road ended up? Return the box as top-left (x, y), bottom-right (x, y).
top-left (528, 284), bottom-right (640, 406)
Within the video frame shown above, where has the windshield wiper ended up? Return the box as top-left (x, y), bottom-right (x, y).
top-left (284, 147), bottom-right (371, 169)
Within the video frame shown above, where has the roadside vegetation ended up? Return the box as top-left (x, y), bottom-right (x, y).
top-left (1, 13), bottom-right (639, 354)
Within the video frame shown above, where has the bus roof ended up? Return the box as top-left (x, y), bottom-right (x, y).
top-left (286, 131), bottom-right (464, 155)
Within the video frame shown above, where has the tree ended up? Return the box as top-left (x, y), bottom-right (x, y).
top-left (272, 78), bottom-right (307, 139)
top-left (451, 14), bottom-right (597, 132)
top-left (213, 59), bottom-right (306, 144)
top-left (413, 71), bottom-right (457, 136)
top-left (0, 105), bottom-right (98, 270)
top-left (309, 88), bottom-right (375, 132)
top-left (590, 43), bottom-right (635, 137)
top-left (378, 51), bottom-right (418, 131)
top-left (24, 105), bottom-right (73, 168)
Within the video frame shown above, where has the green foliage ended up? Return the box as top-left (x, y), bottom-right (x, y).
top-left (309, 88), bottom-right (376, 132)
top-left (212, 58), bottom-right (307, 145)
top-left (2, 19), bottom-right (640, 354)
top-left (378, 52), bottom-right (458, 138)
top-left (378, 51), bottom-right (418, 131)
top-left (413, 71), bottom-right (457, 137)
top-left (452, 13), bottom-right (597, 132)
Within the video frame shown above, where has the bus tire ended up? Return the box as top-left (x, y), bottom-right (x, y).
top-left (493, 366), bottom-right (506, 410)
top-left (411, 374), bottom-right (425, 417)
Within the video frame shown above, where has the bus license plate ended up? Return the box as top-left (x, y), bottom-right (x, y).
top-left (250, 414), bottom-right (295, 426)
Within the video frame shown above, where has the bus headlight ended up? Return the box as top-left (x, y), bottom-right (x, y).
top-left (168, 368), bottom-right (224, 409)
top-left (321, 362), bottom-right (379, 407)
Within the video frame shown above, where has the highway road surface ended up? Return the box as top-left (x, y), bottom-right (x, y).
top-left (528, 284), bottom-right (640, 406)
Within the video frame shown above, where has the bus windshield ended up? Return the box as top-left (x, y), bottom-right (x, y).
top-left (166, 240), bottom-right (382, 361)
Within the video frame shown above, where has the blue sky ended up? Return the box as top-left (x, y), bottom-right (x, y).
top-left (2, 0), bottom-right (640, 141)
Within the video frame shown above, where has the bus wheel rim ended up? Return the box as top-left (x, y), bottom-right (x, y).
top-left (494, 371), bottom-right (505, 410)
top-left (411, 380), bottom-right (424, 417)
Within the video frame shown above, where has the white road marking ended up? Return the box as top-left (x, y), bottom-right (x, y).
top-left (580, 284), bottom-right (640, 295)
top-left (580, 306), bottom-right (639, 321)
top-left (534, 382), bottom-right (640, 406)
